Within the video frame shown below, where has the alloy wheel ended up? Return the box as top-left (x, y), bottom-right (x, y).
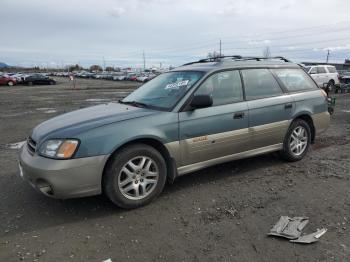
top-left (117, 156), bottom-right (159, 200)
top-left (289, 126), bottom-right (308, 156)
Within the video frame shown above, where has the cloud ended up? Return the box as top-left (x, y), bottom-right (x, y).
top-left (108, 6), bottom-right (126, 18)
top-left (248, 39), bottom-right (272, 46)
top-left (323, 44), bottom-right (350, 51)
top-left (2, 0), bottom-right (350, 66)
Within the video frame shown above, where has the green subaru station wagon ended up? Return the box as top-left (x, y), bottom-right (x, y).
top-left (19, 56), bottom-right (330, 208)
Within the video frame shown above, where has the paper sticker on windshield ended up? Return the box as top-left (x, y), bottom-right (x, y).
top-left (165, 80), bottom-right (189, 90)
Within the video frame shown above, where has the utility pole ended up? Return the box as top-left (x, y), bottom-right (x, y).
top-left (326, 50), bottom-right (330, 64)
top-left (219, 39), bottom-right (222, 57)
top-left (102, 56), bottom-right (106, 71)
top-left (143, 51), bottom-right (146, 71)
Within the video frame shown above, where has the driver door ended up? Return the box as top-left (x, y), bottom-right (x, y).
top-left (179, 70), bottom-right (250, 166)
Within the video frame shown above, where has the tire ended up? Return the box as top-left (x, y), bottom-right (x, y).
top-left (28, 81), bottom-right (33, 86)
top-left (7, 81), bottom-right (14, 86)
top-left (103, 143), bottom-right (167, 209)
top-left (49, 81), bottom-right (55, 85)
top-left (280, 119), bottom-right (311, 162)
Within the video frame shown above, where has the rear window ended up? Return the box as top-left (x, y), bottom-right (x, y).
top-left (273, 69), bottom-right (318, 92)
top-left (327, 67), bottom-right (337, 73)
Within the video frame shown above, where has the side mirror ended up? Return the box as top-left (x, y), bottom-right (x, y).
top-left (190, 95), bottom-right (213, 109)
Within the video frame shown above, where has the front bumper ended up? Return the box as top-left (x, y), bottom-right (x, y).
top-left (19, 143), bottom-right (109, 199)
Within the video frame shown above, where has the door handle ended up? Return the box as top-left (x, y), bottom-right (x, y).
top-left (233, 112), bottom-right (245, 119)
top-left (285, 103), bottom-right (293, 109)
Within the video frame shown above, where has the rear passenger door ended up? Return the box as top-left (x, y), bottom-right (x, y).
top-left (179, 70), bottom-right (249, 165)
top-left (241, 69), bottom-right (293, 149)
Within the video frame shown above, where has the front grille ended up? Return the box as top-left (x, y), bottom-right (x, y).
top-left (27, 137), bottom-right (36, 155)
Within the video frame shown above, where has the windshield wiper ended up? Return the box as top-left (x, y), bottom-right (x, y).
top-left (118, 100), bottom-right (149, 108)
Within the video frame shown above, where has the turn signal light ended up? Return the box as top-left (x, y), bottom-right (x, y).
top-left (57, 140), bottom-right (79, 158)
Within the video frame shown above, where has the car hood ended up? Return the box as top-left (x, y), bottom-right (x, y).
top-left (31, 102), bottom-right (157, 143)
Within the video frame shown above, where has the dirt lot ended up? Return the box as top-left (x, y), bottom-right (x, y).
top-left (0, 78), bottom-right (349, 262)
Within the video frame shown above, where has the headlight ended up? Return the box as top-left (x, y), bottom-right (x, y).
top-left (39, 139), bottom-right (79, 159)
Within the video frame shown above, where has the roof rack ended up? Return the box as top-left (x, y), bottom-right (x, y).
top-left (182, 56), bottom-right (291, 66)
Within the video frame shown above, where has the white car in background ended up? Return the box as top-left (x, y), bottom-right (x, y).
top-left (113, 75), bottom-right (126, 81)
top-left (305, 65), bottom-right (340, 89)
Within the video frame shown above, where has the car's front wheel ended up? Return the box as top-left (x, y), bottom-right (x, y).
top-left (7, 81), bottom-right (14, 86)
top-left (103, 144), bottom-right (167, 209)
top-left (280, 119), bottom-right (311, 162)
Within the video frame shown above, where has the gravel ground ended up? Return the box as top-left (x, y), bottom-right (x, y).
top-left (0, 78), bottom-right (349, 262)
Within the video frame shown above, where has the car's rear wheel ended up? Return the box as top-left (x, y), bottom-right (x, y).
top-left (103, 144), bottom-right (167, 209)
top-left (7, 81), bottom-right (14, 86)
top-left (49, 81), bottom-right (55, 85)
top-left (280, 119), bottom-right (311, 162)
top-left (28, 81), bottom-right (33, 86)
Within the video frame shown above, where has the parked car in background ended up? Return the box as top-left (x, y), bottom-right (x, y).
top-left (136, 75), bottom-right (149, 82)
top-left (19, 56), bottom-right (330, 209)
top-left (101, 74), bottom-right (114, 80)
top-left (113, 75), bottom-right (126, 81)
top-left (76, 72), bottom-right (95, 78)
top-left (22, 74), bottom-right (56, 85)
top-left (125, 73), bottom-right (137, 81)
top-left (11, 73), bottom-right (25, 83)
top-left (338, 70), bottom-right (350, 84)
top-left (305, 65), bottom-right (340, 91)
top-left (0, 74), bottom-right (17, 86)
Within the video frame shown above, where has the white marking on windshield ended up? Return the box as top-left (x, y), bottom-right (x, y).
top-left (165, 80), bottom-right (189, 90)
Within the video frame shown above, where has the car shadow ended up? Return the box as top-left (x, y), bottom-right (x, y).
top-left (1, 152), bottom-right (285, 237)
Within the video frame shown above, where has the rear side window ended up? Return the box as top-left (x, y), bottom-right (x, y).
top-left (273, 69), bottom-right (318, 92)
top-left (241, 69), bottom-right (283, 100)
top-left (317, 67), bottom-right (327, 74)
top-left (327, 67), bottom-right (337, 73)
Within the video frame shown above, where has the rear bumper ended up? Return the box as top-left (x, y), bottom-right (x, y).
top-left (19, 144), bottom-right (109, 199)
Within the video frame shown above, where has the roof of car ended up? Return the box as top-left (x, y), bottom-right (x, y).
top-left (173, 56), bottom-right (301, 73)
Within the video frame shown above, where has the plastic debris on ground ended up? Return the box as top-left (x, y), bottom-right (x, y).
top-left (290, 228), bottom-right (327, 244)
top-left (268, 216), bottom-right (327, 244)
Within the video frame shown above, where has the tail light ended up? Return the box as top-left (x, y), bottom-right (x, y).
top-left (320, 89), bottom-right (328, 98)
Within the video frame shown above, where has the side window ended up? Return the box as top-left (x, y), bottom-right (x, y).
top-left (273, 69), bottom-right (318, 92)
top-left (241, 69), bottom-right (283, 100)
top-left (317, 67), bottom-right (327, 74)
top-left (195, 70), bottom-right (243, 106)
top-left (309, 67), bottom-right (317, 74)
top-left (327, 67), bottom-right (337, 73)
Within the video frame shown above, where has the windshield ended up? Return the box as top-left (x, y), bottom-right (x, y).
top-left (122, 71), bottom-right (205, 110)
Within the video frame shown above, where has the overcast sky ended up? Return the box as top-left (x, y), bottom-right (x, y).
top-left (2, 0), bottom-right (350, 68)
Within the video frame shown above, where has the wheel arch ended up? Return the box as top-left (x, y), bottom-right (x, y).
top-left (102, 137), bottom-right (178, 191)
